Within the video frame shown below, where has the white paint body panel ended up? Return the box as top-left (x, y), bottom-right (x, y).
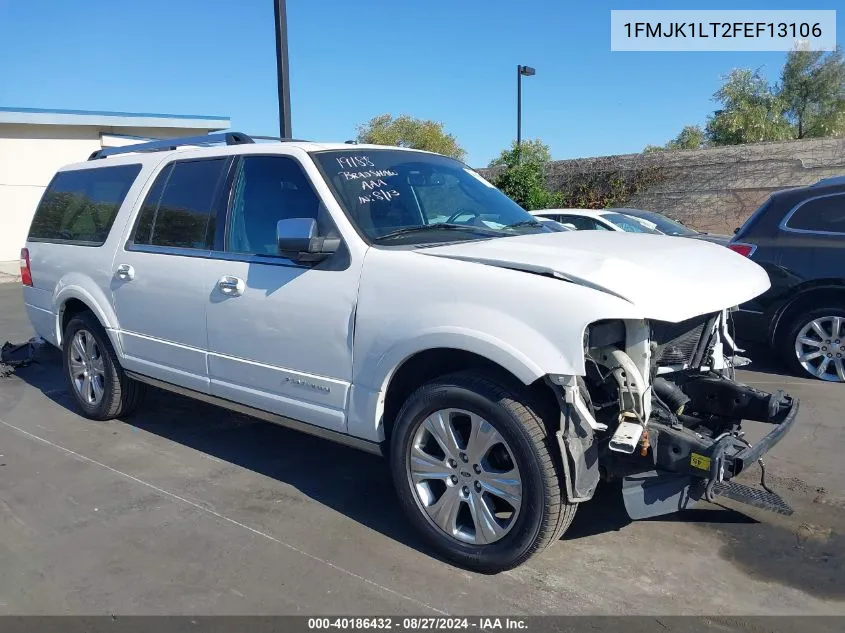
top-left (111, 249), bottom-right (212, 394)
top-left (22, 141), bottom-right (772, 448)
top-left (419, 231), bottom-right (770, 323)
top-left (202, 256), bottom-right (359, 432)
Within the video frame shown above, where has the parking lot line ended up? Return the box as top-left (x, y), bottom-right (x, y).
top-left (0, 415), bottom-right (447, 616)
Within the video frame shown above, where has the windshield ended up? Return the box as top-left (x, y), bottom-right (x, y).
top-left (602, 212), bottom-right (663, 234)
top-left (312, 149), bottom-right (546, 245)
top-left (615, 209), bottom-right (698, 236)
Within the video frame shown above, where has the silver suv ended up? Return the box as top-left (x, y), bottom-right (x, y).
top-left (21, 133), bottom-right (798, 573)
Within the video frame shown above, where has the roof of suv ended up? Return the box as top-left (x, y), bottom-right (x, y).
top-left (71, 132), bottom-right (442, 171)
top-left (734, 175), bottom-right (845, 240)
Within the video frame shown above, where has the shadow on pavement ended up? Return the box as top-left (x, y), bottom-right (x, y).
top-left (737, 341), bottom-right (803, 380)
top-left (10, 344), bottom-right (439, 562)
top-left (11, 342), bottom-right (766, 566)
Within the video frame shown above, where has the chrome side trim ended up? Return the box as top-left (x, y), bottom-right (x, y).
top-left (125, 370), bottom-right (384, 457)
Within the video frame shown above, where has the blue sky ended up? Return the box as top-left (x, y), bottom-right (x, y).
top-left (0, 1), bottom-right (841, 166)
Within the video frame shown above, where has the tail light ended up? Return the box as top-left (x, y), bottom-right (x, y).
top-left (20, 248), bottom-right (33, 286)
top-left (728, 242), bottom-right (756, 257)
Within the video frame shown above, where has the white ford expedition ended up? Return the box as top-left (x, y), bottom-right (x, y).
top-left (21, 133), bottom-right (798, 573)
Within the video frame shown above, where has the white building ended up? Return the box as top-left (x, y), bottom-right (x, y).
top-left (0, 107), bottom-right (230, 262)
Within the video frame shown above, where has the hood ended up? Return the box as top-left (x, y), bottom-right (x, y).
top-left (418, 231), bottom-right (770, 323)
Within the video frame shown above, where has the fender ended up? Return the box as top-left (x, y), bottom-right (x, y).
top-left (53, 274), bottom-right (120, 347)
top-left (364, 326), bottom-right (556, 392)
top-left (347, 247), bottom-right (645, 442)
top-left (346, 326), bottom-right (555, 443)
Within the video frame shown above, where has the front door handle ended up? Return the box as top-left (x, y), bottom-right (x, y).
top-left (115, 264), bottom-right (135, 280)
top-left (217, 275), bottom-right (245, 297)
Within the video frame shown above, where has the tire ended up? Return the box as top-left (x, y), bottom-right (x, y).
top-left (63, 311), bottom-right (145, 420)
top-left (782, 306), bottom-right (845, 382)
top-left (389, 371), bottom-right (576, 573)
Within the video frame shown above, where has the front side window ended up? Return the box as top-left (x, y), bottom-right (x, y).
top-left (312, 149), bottom-right (545, 245)
top-left (28, 164), bottom-right (141, 245)
top-left (226, 155), bottom-right (325, 256)
top-left (785, 194), bottom-right (845, 233)
top-left (133, 158), bottom-right (227, 249)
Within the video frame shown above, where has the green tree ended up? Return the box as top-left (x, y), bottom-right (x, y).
top-left (644, 125), bottom-right (707, 152)
top-left (780, 46), bottom-right (845, 138)
top-left (705, 69), bottom-right (792, 145)
top-left (488, 138), bottom-right (552, 167)
top-left (487, 138), bottom-right (559, 209)
top-left (356, 114), bottom-right (465, 160)
top-left (491, 161), bottom-right (559, 210)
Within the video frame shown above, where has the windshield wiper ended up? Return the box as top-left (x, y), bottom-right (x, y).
top-left (374, 223), bottom-right (494, 242)
top-left (505, 220), bottom-right (543, 230)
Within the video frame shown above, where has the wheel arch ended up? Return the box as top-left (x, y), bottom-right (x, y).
top-left (54, 281), bottom-right (118, 349)
top-left (377, 346), bottom-right (559, 444)
top-left (770, 281), bottom-right (845, 346)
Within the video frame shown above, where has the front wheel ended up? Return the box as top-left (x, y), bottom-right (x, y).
top-left (389, 372), bottom-right (576, 573)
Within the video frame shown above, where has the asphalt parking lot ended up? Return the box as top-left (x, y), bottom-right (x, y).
top-left (1, 281), bottom-right (843, 615)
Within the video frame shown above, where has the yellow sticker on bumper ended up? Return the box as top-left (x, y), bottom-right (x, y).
top-left (690, 453), bottom-right (711, 471)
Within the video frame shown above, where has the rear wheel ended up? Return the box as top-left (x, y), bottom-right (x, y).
top-left (783, 307), bottom-right (845, 382)
top-left (389, 371), bottom-right (576, 573)
top-left (63, 311), bottom-right (145, 419)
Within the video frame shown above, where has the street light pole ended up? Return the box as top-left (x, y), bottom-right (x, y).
top-left (274, 0), bottom-right (292, 138)
top-left (516, 64), bottom-right (535, 162)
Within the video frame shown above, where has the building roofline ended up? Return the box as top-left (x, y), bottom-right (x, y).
top-left (0, 106), bottom-right (230, 130)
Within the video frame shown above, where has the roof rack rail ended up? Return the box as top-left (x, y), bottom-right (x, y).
top-left (249, 135), bottom-right (311, 142)
top-left (88, 132), bottom-right (255, 160)
top-left (812, 175), bottom-right (845, 188)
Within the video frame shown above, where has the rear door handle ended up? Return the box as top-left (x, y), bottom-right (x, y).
top-left (218, 275), bottom-right (245, 297)
top-left (115, 264), bottom-right (135, 280)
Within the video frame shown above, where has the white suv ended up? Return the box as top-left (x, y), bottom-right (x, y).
top-left (21, 133), bottom-right (798, 573)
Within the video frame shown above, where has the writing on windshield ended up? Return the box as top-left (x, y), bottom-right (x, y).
top-left (312, 149), bottom-right (541, 244)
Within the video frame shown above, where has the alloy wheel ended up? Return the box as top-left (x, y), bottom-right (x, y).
top-left (68, 329), bottom-right (107, 404)
top-left (406, 408), bottom-right (523, 545)
top-left (794, 315), bottom-right (845, 382)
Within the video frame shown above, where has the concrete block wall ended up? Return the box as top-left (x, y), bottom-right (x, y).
top-left (485, 137), bottom-right (845, 234)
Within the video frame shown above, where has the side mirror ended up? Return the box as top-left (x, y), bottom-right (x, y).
top-left (277, 218), bottom-right (340, 263)
top-left (734, 227), bottom-right (740, 234)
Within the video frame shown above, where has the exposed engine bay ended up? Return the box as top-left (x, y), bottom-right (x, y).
top-left (548, 309), bottom-right (799, 519)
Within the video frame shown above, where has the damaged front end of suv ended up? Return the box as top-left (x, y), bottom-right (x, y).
top-left (548, 310), bottom-right (799, 519)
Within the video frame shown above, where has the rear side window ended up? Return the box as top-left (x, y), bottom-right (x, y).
top-left (132, 158), bottom-right (228, 249)
top-left (565, 216), bottom-right (610, 231)
top-left (784, 193), bottom-right (845, 234)
top-left (28, 164), bottom-right (141, 245)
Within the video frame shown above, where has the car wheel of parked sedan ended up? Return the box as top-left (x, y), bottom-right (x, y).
top-left (63, 311), bottom-right (146, 420)
top-left (784, 307), bottom-right (845, 382)
top-left (389, 371), bottom-right (576, 573)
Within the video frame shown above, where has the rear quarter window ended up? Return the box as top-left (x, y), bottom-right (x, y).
top-left (783, 192), bottom-right (845, 234)
top-left (28, 164), bottom-right (142, 245)
top-left (131, 158), bottom-right (228, 250)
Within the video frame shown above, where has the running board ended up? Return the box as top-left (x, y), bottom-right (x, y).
top-left (622, 470), bottom-right (793, 519)
top-left (124, 370), bottom-right (384, 457)
top-left (711, 481), bottom-right (794, 516)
